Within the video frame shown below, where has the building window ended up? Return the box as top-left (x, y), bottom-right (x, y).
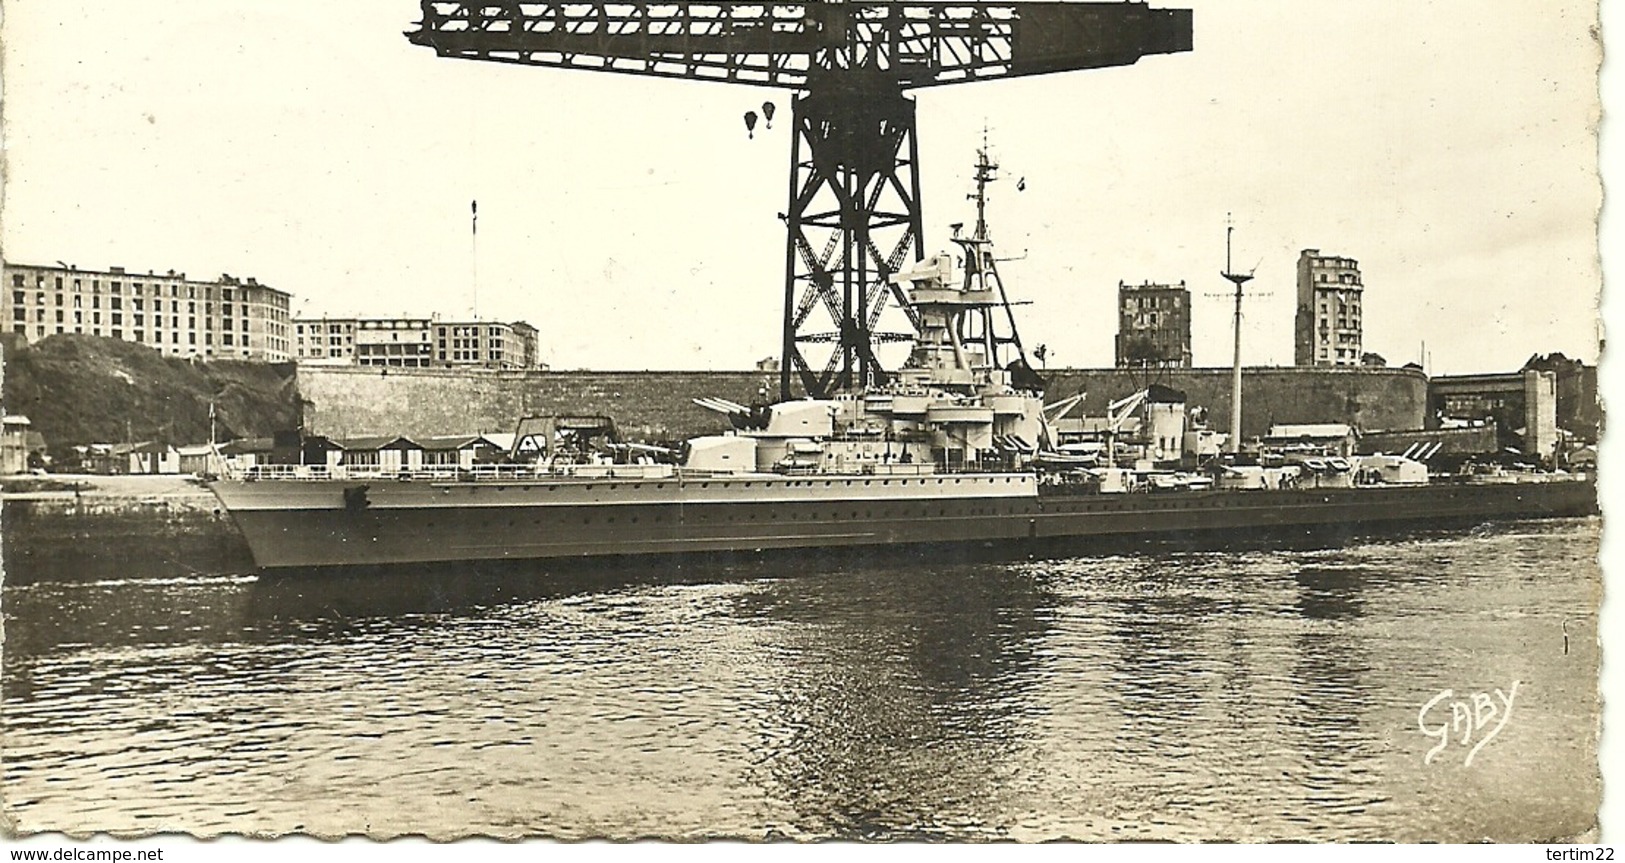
top-left (10, 274), bottom-right (22, 287)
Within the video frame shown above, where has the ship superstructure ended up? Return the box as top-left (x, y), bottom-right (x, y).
top-left (687, 148), bottom-right (1049, 477)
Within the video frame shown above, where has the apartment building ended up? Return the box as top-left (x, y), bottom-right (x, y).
top-left (1294, 250), bottom-right (1364, 367)
top-left (2, 262), bottom-right (292, 361)
top-left (293, 316), bottom-right (540, 369)
top-left (1115, 280), bottom-right (1192, 368)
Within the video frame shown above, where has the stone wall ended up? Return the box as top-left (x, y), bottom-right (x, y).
top-left (1042, 366), bottom-right (1429, 439)
top-left (298, 365), bottom-right (1429, 443)
top-left (300, 366), bottom-right (777, 442)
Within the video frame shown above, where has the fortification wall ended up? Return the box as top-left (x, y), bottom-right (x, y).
top-left (1044, 366), bottom-right (1429, 439)
top-left (299, 367), bottom-right (775, 442)
top-left (298, 365), bottom-right (1429, 443)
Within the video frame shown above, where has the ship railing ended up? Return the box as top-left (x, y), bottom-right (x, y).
top-left (228, 462), bottom-right (693, 483)
top-left (231, 463), bottom-right (551, 482)
top-left (461, 463), bottom-right (549, 481)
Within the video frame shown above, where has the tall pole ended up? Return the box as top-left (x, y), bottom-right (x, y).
top-left (470, 200), bottom-right (479, 321)
top-left (1221, 222), bottom-right (1253, 455)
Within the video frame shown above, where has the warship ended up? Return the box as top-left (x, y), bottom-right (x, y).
top-left (207, 152), bottom-right (1595, 572)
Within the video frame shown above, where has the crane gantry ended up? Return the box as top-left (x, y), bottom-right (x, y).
top-left (408, 1), bottom-right (1192, 398)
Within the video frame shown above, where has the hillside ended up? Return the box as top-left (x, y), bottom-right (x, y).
top-left (1, 333), bottom-right (301, 456)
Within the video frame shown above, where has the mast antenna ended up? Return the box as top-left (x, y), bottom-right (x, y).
top-left (954, 144), bottom-right (1031, 372)
top-left (1220, 215), bottom-right (1256, 455)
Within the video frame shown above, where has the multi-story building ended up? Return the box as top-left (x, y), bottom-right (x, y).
top-left (295, 316), bottom-right (358, 363)
top-left (1294, 250), bottom-right (1364, 366)
top-left (1, 262), bottom-right (292, 361)
top-left (1115, 280), bottom-right (1192, 368)
top-left (292, 315), bottom-right (541, 369)
top-left (293, 317), bottom-right (433, 367)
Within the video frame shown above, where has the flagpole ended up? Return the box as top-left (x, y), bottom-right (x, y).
top-left (208, 400), bottom-right (221, 477)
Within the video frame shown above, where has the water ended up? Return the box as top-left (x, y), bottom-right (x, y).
top-left (1, 519), bottom-right (1601, 841)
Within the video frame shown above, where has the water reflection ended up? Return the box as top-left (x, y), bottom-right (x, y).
top-left (1282, 564), bottom-right (1383, 834)
top-left (731, 562), bottom-right (1055, 839)
top-left (1293, 565), bottom-right (1368, 621)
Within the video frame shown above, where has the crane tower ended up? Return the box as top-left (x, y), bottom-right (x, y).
top-left (407, 1), bottom-right (1192, 398)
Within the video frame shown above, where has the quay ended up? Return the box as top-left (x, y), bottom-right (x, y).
top-left (2, 474), bottom-right (253, 583)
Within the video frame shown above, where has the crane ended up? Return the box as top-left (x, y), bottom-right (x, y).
top-left (407, 1), bottom-right (1193, 399)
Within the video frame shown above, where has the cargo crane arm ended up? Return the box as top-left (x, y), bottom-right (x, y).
top-left (1106, 389), bottom-right (1149, 433)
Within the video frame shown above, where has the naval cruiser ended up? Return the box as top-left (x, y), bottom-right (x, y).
top-left (207, 152), bottom-right (1595, 572)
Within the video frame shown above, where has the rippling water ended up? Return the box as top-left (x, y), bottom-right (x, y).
top-left (1, 519), bottom-right (1601, 840)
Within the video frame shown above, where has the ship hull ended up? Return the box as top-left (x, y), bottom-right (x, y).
top-left (208, 472), bottom-right (1597, 572)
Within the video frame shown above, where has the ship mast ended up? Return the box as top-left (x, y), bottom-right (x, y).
top-left (1221, 220), bottom-right (1253, 455)
top-left (953, 142), bottom-right (1031, 376)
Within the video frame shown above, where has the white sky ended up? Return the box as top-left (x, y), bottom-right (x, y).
top-left (0, 0), bottom-right (1603, 374)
